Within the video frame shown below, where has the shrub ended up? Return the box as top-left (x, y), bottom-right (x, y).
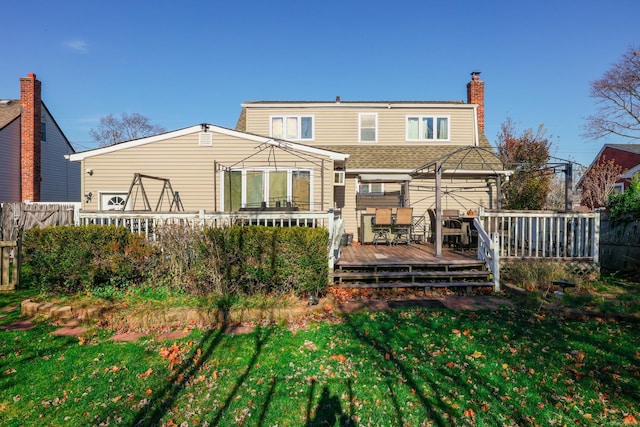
top-left (150, 225), bottom-right (330, 297)
top-left (22, 225), bottom-right (155, 294)
top-left (501, 260), bottom-right (571, 291)
top-left (608, 173), bottom-right (640, 225)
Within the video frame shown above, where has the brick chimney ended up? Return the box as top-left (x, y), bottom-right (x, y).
top-left (467, 71), bottom-right (484, 132)
top-left (20, 73), bottom-right (42, 202)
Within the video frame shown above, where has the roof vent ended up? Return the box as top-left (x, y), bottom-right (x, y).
top-left (0, 99), bottom-right (12, 106)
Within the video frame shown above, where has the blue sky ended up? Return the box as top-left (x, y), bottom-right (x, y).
top-left (1, 0), bottom-right (638, 166)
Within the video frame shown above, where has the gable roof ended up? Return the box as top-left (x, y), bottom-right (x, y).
top-left (0, 100), bottom-right (21, 130)
top-left (68, 124), bottom-right (349, 162)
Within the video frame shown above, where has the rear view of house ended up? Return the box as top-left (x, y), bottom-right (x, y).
top-left (0, 73), bottom-right (80, 202)
top-left (238, 72), bottom-right (509, 242)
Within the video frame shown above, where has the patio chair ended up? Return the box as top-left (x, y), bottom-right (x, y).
top-left (392, 207), bottom-right (413, 245)
top-left (427, 208), bottom-right (464, 247)
top-left (372, 208), bottom-right (392, 245)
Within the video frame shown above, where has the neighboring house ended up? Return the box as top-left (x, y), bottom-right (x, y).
top-left (0, 73), bottom-right (80, 202)
top-left (578, 144), bottom-right (640, 205)
top-left (67, 124), bottom-right (348, 212)
top-left (237, 72), bottom-right (508, 241)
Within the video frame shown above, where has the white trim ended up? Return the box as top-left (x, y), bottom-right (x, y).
top-left (333, 171), bottom-right (345, 186)
top-left (242, 102), bottom-right (474, 110)
top-left (621, 164), bottom-right (640, 179)
top-left (405, 115), bottom-right (451, 142)
top-left (358, 112), bottom-right (378, 143)
top-left (99, 191), bottom-right (131, 211)
top-left (219, 167), bottom-right (315, 211)
top-left (269, 114), bottom-right (315, 141)
top-left (472, 105), bottom-right (479, 146)
top-left (67, 124), bottom-right (348, 162)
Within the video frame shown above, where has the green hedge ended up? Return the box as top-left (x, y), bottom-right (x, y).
top-left (22, 225), bottom-right (330, 297)
top-left (22, 225), bottom-right (154, 294)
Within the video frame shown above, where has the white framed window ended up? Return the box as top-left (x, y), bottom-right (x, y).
top-left (406, 115), bottom-right (450, 141)
top-left (359, 113), bottom-right (377, 142)
top-left (199, 132), bottom-right (212, 146)
top-left (333, 171), bottom-right (345, 186)
top-left (270, 115), bottom-right (313, 140)
top-left (222, 168), bottom-right (313, 211)
top-left (100, 192), bottom-right (130, 211)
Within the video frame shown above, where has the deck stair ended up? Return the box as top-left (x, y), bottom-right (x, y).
top-left (333, 260), bottom-right (493, 293)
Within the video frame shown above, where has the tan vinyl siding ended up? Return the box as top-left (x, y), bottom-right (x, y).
top-left (341, 176), bottom-right (359, 240)
top-left (80, 130), bottom-right (334, 212)
top-left (244, 105), bottom-right (478, 146)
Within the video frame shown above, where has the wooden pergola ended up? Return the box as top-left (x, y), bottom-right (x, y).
top-left (411, 146), bottom-right (511, 258)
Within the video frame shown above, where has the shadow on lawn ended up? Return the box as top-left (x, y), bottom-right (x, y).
top-left (340, 307), bottom-right (640, 425)
top-left (126, 303), bottom-right (639, 426)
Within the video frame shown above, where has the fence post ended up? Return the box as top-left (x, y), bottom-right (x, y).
top-left (0, 240), bottom-right (20, 292)
top-left (491, 232), bottom-right (500, 293)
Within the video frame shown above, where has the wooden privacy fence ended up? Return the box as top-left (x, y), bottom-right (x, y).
top-left (0, 202), bottom-right (80, 240)
top-left (0, 240), bottom-right (19, 291)
top-left (480, 208), bottom-right (600, 262)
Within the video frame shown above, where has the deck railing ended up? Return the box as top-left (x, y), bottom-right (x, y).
top-left (479, 208), bottom-right (600, 262)
top-left (474, 217), bottom-right (500, 292)
top-left (76, 210), bottom-right (339, 267)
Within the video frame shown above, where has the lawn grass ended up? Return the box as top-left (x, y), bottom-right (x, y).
top-left (1, 293), bottom-right (639, 427)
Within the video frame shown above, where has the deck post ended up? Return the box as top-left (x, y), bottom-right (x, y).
top-left (435, 161), bottom-right (443, 258)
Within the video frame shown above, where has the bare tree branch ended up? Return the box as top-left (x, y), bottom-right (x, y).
top-left (583, 46), bottom-right (640, 141)
top-left (89, 112), bottom-right (166, 147)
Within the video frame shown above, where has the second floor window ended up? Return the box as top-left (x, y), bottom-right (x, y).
top-left (271, 116), bottom-right (313, 140)
top-left (407, 116), bottom-right (449, 141)
top-left (359, 113), bottom-right (377, 142)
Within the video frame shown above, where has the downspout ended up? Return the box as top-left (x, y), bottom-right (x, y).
top-left (473, 105), bottom-right (479, 147)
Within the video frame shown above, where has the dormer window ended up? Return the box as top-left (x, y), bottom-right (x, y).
top-left (407, 116), bottom-right (449, 141)
top-left (271, 115), bottom-right (313, 140)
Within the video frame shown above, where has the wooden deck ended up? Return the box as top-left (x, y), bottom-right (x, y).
top-left (336, 242), bottom-right (478, 267)
top-left (334, 243), bottom-right (493, 292)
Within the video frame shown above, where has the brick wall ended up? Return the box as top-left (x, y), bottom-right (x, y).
top-left (20, 73), bottom-right (41, 202)
top-left (467, 72), bottom-right (485, 132)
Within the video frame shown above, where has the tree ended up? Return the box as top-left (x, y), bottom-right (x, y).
top-left (578, 157), bottom-right (623, 209)
top-left (497, 117), bottom-right (552, 209)
top-left (584, 46), bottom-right (640, 141)
top-left (89, 112), bottom-right (166, 147)
top-left (608, 173), bottom-right (640, 224)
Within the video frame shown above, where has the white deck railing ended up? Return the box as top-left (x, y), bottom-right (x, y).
top-left (474, 217), bottom-right (500, 292)
top-left (76, 210), bottom-right (339, 268)
top-left (479, 208), bottom-right (600, 262)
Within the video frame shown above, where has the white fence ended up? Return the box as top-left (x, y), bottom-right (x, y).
top-left (479, 208), bottom-right (600, 262)
top-left (76, 210), bottom-right (341, 268)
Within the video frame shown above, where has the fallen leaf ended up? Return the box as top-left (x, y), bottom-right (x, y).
top-left (112, 395), bottom-right (122, 403)
top-left (137, 368), bottom-right (153, 378)
top-left (330, 354), bottom-right (346, 363)
top-left (623, 414), bottom-right (638, 425)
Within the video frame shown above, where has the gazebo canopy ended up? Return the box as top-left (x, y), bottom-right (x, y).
top-left (411, 146), bottom-right (512, 258)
